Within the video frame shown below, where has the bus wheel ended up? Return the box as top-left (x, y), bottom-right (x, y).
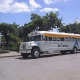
top-left (31, 48), bottom-right (40, 58)
top-left (21, 53), bottom-right (29, 58)
top-left (61, 51), bottom-right (66, 54)
top-left (72, 47), bottom-right (77, 54)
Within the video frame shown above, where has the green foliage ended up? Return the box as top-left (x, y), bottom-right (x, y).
top-left (8, 42), bottom-right (20, 51)
top-left (42, 12), bottom-right (62, 30)
top-left (0, 46), bottom-right (10, 53)
top-left (60, 23), bottom-right (80, 34)
top-left (0, 50), bottom-right (10, 53)
top-left (19, 12), bottom-right (63, 40)
top-left (0, 23), bottom-right (20, 47)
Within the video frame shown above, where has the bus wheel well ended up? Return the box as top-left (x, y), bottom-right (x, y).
top-left (32, 46), bottom-right (40, 51)
top-left (71, 47), bottom-right (77, 54)
top-left (73, 46), bottom-right (77, 51)
top-left (73, 46), bottom-right (77, 49)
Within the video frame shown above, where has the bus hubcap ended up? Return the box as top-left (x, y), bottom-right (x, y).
top-left (34, 51), bottom-right (39, 57)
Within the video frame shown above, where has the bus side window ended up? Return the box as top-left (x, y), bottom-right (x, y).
top-left (70, 38), bottom-right (74, 41)
top-left (61, 38), bottom-right (64, 41)
top-left (73, 38), bottom-right (75, 41)
top-left (73, 38), bottom-right (74, 41)
top-left (74, 38), bottom-right (76, 42)
top-left (45, 36), bottom-right (48, 41)
top-left (49, 37), bottom-right (52, 41)
top-left (42, 35), bottom-right (45, 41)
top-left (76, 38), bottom-right (78, 42)
top-left (67, 38), bottom-right (71, 41)
top-left (78, 38), bottom-right (80, 41)
top-left (42, 36), bottom-right (46, 41)
top-left (73, 38), bottom-right (76, 41)
top-left (53, 37), bottom-right (56, 41)
top-left (42, 36), bottom-right (48, 41)
top-left (77, 38), bottom-right (80, 42)
top-left (56, 38), bottom-right (61, 41)
top-left (64, 38), bottom-right (68, 41)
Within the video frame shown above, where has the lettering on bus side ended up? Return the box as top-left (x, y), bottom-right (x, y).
top-left (61, 44), bottom-right (68, 47)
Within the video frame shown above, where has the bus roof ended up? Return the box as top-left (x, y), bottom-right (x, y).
top-left (29, 31), bottom-right (80, 38)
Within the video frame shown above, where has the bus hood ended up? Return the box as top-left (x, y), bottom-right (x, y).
top-left (20, 41), bottom-right (38, 50)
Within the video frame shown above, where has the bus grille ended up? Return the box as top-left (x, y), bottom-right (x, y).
top-left (22, 43), bottom-right (26, 50)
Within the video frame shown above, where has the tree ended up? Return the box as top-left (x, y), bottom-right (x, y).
top-left (21, 22), bottom-right (36, 41)
top-left (0, 23), bottom-right (13, 47)
top-left (41, 12), bottom-right (62, 30)
top-left (31, 13), bottom-right (43, 31)
top-left (60, 23), bottom-right (80, 34)
top-left (30, 12), bottom-right (62, 31)
top-left (0, 23), bottom-right (20, 47)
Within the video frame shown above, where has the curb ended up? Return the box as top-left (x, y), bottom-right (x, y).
top-left (0, 51), bottom-right (21, 58)
top-left (0, 55), bottom-right (20, 58)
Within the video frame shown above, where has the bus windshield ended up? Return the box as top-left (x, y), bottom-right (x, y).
top-left (28, 35), bottom-right (41, 41)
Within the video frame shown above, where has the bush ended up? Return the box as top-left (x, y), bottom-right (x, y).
top-left (0, 49), bottom-right (10, 53)
top-left (0, 42), bottom-right (20, 52)
top-left (0, 46), bottom-right (9, 50)
top-left (0, 46), bottom-right (10, 53)
top-left (8, 42), bottom-right (20, 51)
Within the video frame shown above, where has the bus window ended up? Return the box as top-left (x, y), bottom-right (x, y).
top-left (45, 36), bottom-right (48, 41)
top-left (67, 38), bottom-right (71, 41)
top-left (56, 38), bottom-right (61, 41)
top-left (73, 38), bottom-right (76, 41)
top-left (61, 38), bottom-right (64, 41)
top-left (49, 37), bottom-right (52, 41)
top-left (53, 37), bottom-right (56, 41)
top-left (78, 39), bottom-right (80, 41)
top-left (42, 36), bottom-right (48, 41)
top-left (71, 38), bottom-right (74, 41)
top-left (64, 38), bottom-right (67, 41)
top-left (77, 38), bottom-right (80, 42)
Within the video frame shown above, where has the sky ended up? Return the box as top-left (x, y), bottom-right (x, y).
top-left (0, 0), bottom-right (80, 26)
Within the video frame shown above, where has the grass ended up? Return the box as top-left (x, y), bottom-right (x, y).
top-left (0, 49), bottom-right (10, 54)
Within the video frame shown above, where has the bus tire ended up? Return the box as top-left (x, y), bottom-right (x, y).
top-left (21, 53), bottom-right (29, 58)
top-left (31, 48), bottom-right (40, 58)
top-left (61, 51), bottom-right (66, 54)
top-left (72, 47), bottom-right (77, 54)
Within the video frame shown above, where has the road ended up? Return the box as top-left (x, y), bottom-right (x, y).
top-left (0, 52), bottom-right (80, 80)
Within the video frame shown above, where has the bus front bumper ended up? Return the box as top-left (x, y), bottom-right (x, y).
top-left (19, 49), bottom-right (31, 53)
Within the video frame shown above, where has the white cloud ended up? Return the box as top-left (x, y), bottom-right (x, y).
top-left (43, 0), bottom-right (54, 4)
top-left (0, 0), bottom-right (30, 13)
top-left (0, 0), bottom-right (14, 13)
top-left (0, 0), bottom-right (14, 4)
top-left (43, 0), bottom-right (67, 4)
top-left (29, 0), bottom-right (42, 10)
top-left (11, 2), bottom-right (30, 13)
top-left (40, 8), bottom-right (59, 13)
